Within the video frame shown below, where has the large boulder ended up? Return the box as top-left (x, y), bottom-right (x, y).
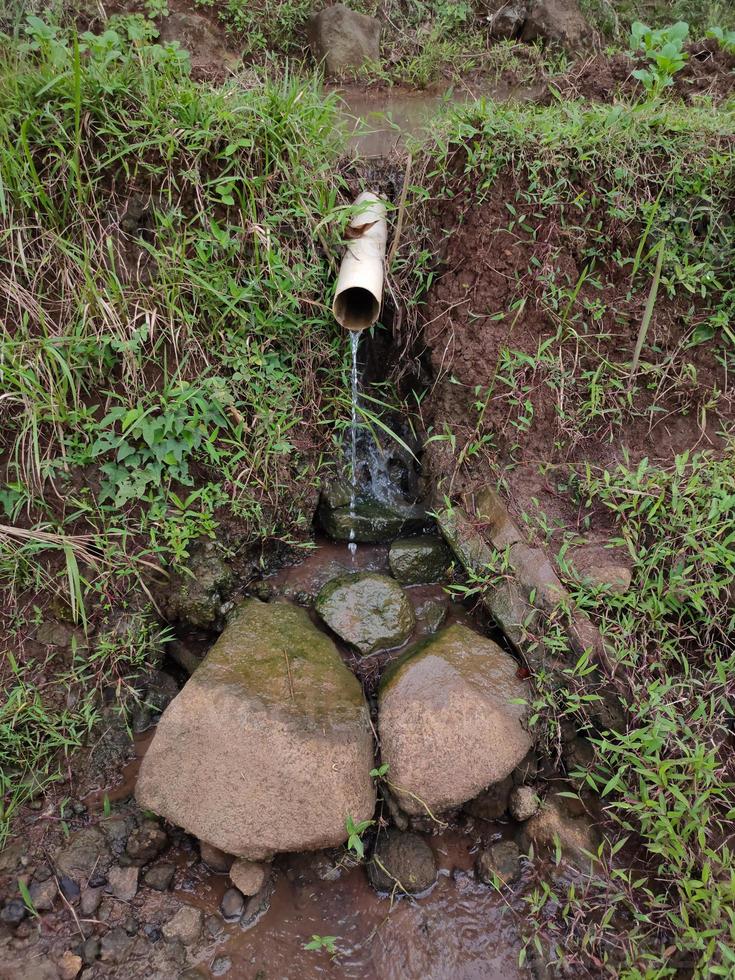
top-left (521, 0), bottom-right (590, 52)
top-left (307, 4), bottom-right (381, 75)
top-left (379, 624), bottom-right (531, 816)
top-left (136, 600), bottom-right (375, 860)
top-left (316, 573), bottom-right (415, 654)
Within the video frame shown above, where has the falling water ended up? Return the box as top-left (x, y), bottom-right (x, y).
top-left (348, 331), bottom-right (360, 556)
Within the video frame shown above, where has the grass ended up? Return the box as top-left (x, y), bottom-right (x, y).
top-left (0, 16), bottom-right (353, 839)
top-left (409, 87), bottom-right (735, 977)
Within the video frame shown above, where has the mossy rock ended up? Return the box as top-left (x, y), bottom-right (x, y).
top-left (388, 536), bottom-right (451, 585)
top-left (319, 499), bottom-right (433, 544)
top-left (315, 572), bottom-right (415, 655)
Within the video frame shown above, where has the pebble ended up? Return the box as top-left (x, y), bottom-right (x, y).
top-left (199, 841), bottom-right (234, 873)
top-left (57, 950), bottom-right (82, 980)
top-left (144, 863), bottom-right (176, 891)
top-left (59, 876), bottom-right (80, 901)
top-left (0, 900), bottom-right (26, 927)
top-left (476, 840), bottom-right (521, 887)
top-left (108, 866), bottom-right (139, 902)
top-left (81, 937), bottom-right (100, 965)
top-left (126, 821), bottom-right (168, 865)
top-left (220, 888), bottom-right (245, 921)
top-left (80, 885), bottom-right (104, 916)
top-left (144, 923), bottom-right (162, 942)
top-left (509, 785), bottom-right (540, 822)
top-left (162, 906), bottom-right (203, 946)
top-left (212, 955), bottom-right (232, 976)
top-left (100, 926), bottom-right (133, 963)
top-left (229, 858), bottom-right (267, 897)
top-left (29, 877), bottom-right (57, 911)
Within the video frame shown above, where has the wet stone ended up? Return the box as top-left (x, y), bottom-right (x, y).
top-left (220, 886), bottom-right (245, 921)
top-left (319, 497), bottom-right (433, 544)
top-left (100, 927), bottom-right (133, 963)
top-left (199, 841), bottom-right (234, 873)
top-left (143, 863), bottom-right (176, 891)
top-left (59, 876), bottom-right (80, 902)
top-left (29, 878), bottom-right (57, 912)
top-left (509, 785), bottom-right (540, 822)
top-left (229, 858), bottom-right (267, 897)
top-left (80, 886), bottom-right (104, 916)
top-left (476, 840), bottom-right (521, 887)
top-left (415, 598), bottom-right (447, 634)
top-left (125, 821), bottom-right (168, 865)
top-left (57, 950), bottom-right (82, 980)
top-left (212, 955), bottom-right (232, 976)
top-left (162, 906), bottom-right (203, 946)
top-left (55, 826), bottom-right (110, 881)
top-left (108, 866), bottom-right (138, 902)
top-left (388, 536), bottom-right (451, 585)
top-left (81, 937), bottom-right (100, 965)
top-left (368, 830), bottom-right (436, 895)
top-left (316, 572), bottom-right (415, 654)
top-left (0, 900), bottom-right (26, 927)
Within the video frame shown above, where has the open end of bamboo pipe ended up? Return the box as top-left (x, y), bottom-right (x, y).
top-left (333, 286), bottom-right (380, 333)
top-left (333, 191), bottom-right (388, 333)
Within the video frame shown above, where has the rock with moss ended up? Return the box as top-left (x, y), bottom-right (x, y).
top-left (307, 4), bottom-right (381, 74)
top-left (319, 498), bottom-right (433, 544)
top-left (161, 541), bottom-right (233, 629)
top-left (368, 829), bottom-right (436, 894)
top-left (315, 573), bottom-right (415, 654)
top-left (136, 599), bottom-right (375, 860)
top-left (388, 536), bottom-right (451, 585)
top-left (378, 624), bottom-right (531, 816)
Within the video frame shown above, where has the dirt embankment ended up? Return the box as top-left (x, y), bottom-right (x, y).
top-left (419, 166), bottom-right (733, 552)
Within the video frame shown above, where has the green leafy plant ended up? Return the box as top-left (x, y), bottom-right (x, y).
top-left (629, 20), bottom-right (689, 94)
top-left (304, 934), bottom-right (339, 955)
top-left (706, 25), bottom-right (735, 53)
top-left (345, 815), bottom-right (374, 859)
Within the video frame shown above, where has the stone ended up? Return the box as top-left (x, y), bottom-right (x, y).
top-left (581, 564), bottom-right (632, 595)
top-left (509, 785), bottom-right (540, 822)
top-left (199, 841), bottom-right (234, 873)
top-left (143, 863), bottom-right (176, 891)
top-left (212, 956), bottom-right (232, 976)
top-left (158, 12), bottom-right (237, 72)
top-left (160, 540), bottom-right (233, 628)
top-left (368, 830), bottom-right (436, 895)
top-left (59, 876), bottom-right (80, 901)
top-left (415, 598), bottom-right (447, 634)
top-left (521, 0), bottom-right (590, 52)
top-left (29, 877), bottom-right (57, 911)
top-left (220, 888), bottom-right (245, 921)
top-left (379, 624), bottom-right (531, 816)
top-left (100, 926), bottom-right (133, 963)
top-left (229, 859), bottom-right (267, 897)
top-left (240, 879), bottom-right (274, 929)
top-left (0, 900), bottom-right (26, 926)
top-left (100, 815), bottom-right (130, 848)
top-left (316, 573), bottom-right (415, 654)
top-left (464, 775), bottom-right (512, 823)
top-left (81, 937), bottom-right (100, 965)
top-left (487, 0), bottom-right (527, 39)
top-left (80, 885), bottom-right (104, 916)
top-left (474, 487), bottom-right (523, 549)
top-left (0, 842), bottom-right (25, 873)
top-left (136, 599), bottom-right (376, 860)
top-left (307, 4), bottom-right (381, 75)
top-left (319, 498), bottom-right (432, 544)
top-left (162, 906), bottom-right (203, 946)
top-left (108, 866), bottom-right (138, 902)
top-left (55, 826), bottom-right (110, 881)
top-left (125, 821), bottom-right (168, 865)
top-left (476, 840), bottom-right (521, 886)
top-left (167, 639), bottom-right (203, 676)
top-left (57, 951), bottom-right (82, 980)
top-left (521, 795), bottom-right (598, 864)
top-left (388, 536), bottom-right (451, 585)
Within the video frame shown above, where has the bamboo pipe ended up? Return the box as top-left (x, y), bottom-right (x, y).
top-left (333, 192), bottom-right (387, 332)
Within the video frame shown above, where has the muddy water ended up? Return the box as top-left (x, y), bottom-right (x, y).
top-left (181, 832), bottom-right (529, 979)
top-left (337, 83), bottom-right (545, 157)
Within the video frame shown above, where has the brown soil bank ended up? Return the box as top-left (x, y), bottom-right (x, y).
top-left (417, 98), bottom-right (734, 551)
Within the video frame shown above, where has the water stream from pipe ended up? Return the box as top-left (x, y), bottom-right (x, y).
top-left (348, 330), bottom-right (360, 556)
